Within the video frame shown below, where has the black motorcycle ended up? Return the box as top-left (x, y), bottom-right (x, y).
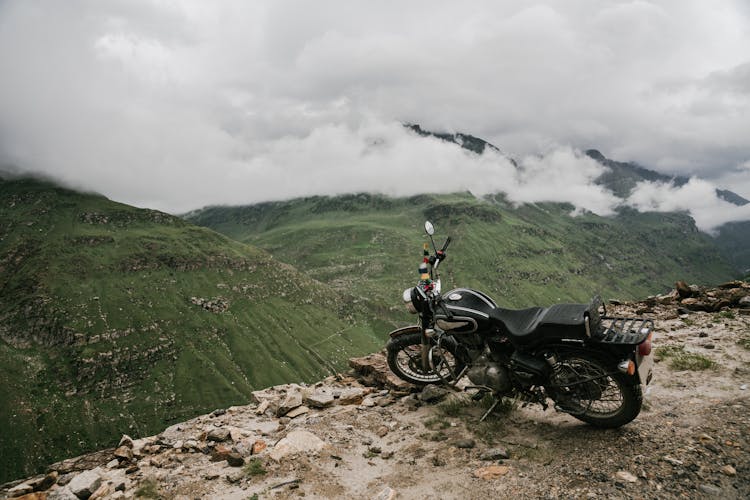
top-left (386, 221), bottom-right (655, 428)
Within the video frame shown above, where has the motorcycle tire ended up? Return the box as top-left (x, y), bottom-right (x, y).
top-left (386, 332), bottom-right (465, 386)
top-left (546, 350), bottom-right (642, 429)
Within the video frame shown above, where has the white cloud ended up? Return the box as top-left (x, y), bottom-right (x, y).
top-left (0, 0), bottom-right (748, 226)
top-left (626, 178), bottom-right (750, 232)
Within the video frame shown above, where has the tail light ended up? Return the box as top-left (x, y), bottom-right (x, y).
top-left (637, 333), bottom-right (653, 356)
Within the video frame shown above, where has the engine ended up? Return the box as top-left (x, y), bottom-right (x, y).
top-left (466, 353), bottom-right (512, 393)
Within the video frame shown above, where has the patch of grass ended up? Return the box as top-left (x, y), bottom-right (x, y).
top-left (738, 334), bottom-right (750, 350)
top-left (716, 310), bottom-right (736, 320)
top-left (423, 416), bottom-right (450, 430)
top-left (135, 478), bottom-right (161, 499)
top-left (655, 344), bottom-right (717, 371)
top-left (681, 318), bottom-right (696, 326)
top-left (243, 458), bottom-right (267, 477)
top-left (480, 394), bottom-right (518, 415)
top-left (472, 418), bottom-right (508, 445)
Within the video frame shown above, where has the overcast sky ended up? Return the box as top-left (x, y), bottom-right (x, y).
top-left (1, 1), bottom-right (749, 230)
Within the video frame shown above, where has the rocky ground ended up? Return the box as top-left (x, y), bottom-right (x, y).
top-left (2, 282), bottom-right (749, 500)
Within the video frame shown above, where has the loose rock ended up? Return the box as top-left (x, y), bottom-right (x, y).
top-left (68, 469), bottom-right (102, 499)
top-left (207, 428), bottom-right (231, 443)
top-left (480, 447), bottom-right (510, 460)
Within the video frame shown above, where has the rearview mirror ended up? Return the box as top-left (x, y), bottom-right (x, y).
top-left (424, 221), bottom-right (435, 235)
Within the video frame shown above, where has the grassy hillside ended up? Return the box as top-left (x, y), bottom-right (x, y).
top-left (186, 192), bottom-right (736, 310)
top-left (0, 176), bottom-right (384, 482)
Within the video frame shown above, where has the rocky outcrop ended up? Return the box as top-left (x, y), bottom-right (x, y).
top-left (642, 280), bottom-right (750, 313)
top-left (189, 296), bottom-right (229, 313)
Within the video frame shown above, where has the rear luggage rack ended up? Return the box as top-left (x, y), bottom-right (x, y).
top-left (592, 317), bottom-right (654, 345)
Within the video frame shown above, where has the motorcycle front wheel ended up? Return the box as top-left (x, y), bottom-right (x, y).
top-left (546, 351), bottom-right (642, 428)
top-left (386, 332), bottom-right (465, 386)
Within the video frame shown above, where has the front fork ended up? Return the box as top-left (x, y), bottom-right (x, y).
top-left (419, 314), bottom-right (434, 373)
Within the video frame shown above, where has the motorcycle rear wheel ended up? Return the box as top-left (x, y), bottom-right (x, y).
top-left (547, 351), bottom-right (642, 428)
top-left (386, 332), bottom-right (465, 386)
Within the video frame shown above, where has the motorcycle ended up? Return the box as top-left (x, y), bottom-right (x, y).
top-left (386, 221), bottom-right (655, 428)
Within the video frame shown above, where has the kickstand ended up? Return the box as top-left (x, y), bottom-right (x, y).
top-left (480, 397), bottom-right (500, 422)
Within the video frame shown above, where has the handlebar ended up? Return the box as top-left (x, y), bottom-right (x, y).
top-left (440, 236), bottom-right (452, 252)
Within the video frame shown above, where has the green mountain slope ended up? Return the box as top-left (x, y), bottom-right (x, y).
top-left (0, 176), bottom-right (383, 482)
top-left (186, 192), bottom-right (736, 310)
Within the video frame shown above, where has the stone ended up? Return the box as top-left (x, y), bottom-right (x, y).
top-left (285, 405), bottom-right (310, 418)
top-left (269, 430), bottom-right (327, 461)
top-left (452, 439), bottom-right (476, 449)
top-left (373, 486), bottom-right (397, 500)
top-left (675, 281), bottom-right (693, 298)
top-left (68, 469), bottom-right (102, 499)
top-left (304, 392), bottom-right (335, 408)
top-left (113, 446), bottom-right (133, 462)
top-left (480, 447), bottom-right (509, 460)
top-left (255, 400), bottom-right (270, 415)
top-left (7, 483), bottom-right (34, 497)
top-left (183, 439), bottom-right (199, 451)
top-left (24, 471), bottom-right (58, 492)
top-left (88, 483), bottom-right (111, 500)
top-left (250, 439), bottom-right (267, 455)
top-left (419, 384), bottom-right (450, 403)
top-left (48, 487), bottom-right (79, 500)
top-left (336, 388), bottom-right (367, 405)
top-left (662, 456), bottom-right (684, 466)
top-left (474, 465), bottom-right (511, 480)
top-left (739, 295), bottom-right (750, 307)
top-left (720, 464), bottom-right (737, 476)
top-left (14, 493), bottom-right (48, 500)
top-left (57, 473), bottom-right (76, 486)
top-left (226, 452), bottom-right (245, 467)
top-left (615, 471), bottom-right (638, 483)
top-left (699, 484), bottom-right (723, 495)
top-left (207, 428), bottom-right (231, 442)
top-left (349, 353), bottom-right (412, 390)
top-left (276, 392), bottom-right (303, 416)
top-left (118, 435), bottom-right (134, 449)
top-left (211, 444), bottom-right (233, 462)
top-left (360, 397), bottom-right (377, 407)
top-left (376, 426), bottom-right (389, 438)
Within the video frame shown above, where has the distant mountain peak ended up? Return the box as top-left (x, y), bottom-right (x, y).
top-left (404, 123), bottom-right (515, 164)
top-left (585, 149), bottom-right (749, 206)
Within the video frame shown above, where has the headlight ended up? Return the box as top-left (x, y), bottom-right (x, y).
top-left (403, 288), bottom-right (418, 314)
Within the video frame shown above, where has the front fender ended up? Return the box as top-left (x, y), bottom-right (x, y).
top-left (388, 325), bottom-right (421, 338)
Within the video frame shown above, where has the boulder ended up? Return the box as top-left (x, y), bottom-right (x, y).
top-left (276, 392), bottom-right (303, 416)
top-left (207, 428), bottom-right (231, 443)
top-left (68, 469), bottom-right (102, 499)
top-left (349, 353), bottom-right (412, 390)
top-left (675, 281), bottom-right (693, 298)
top-left (303, 392), bottom-right (335, 409)
top-left (269, 430), bottom-right (327, 461)
top-left (335, 387), bottom-right (367, 405)
top-left (48, 487), bottom-right (79, 500)
top-left (419, 384), bottom-right (450, 403)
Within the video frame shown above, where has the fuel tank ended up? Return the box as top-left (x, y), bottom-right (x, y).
top-left (435, 288), bottom-right (497, 335)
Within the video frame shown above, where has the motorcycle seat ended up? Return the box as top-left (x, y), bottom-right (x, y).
top-left (490, 303), bottom-right (592, 346)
